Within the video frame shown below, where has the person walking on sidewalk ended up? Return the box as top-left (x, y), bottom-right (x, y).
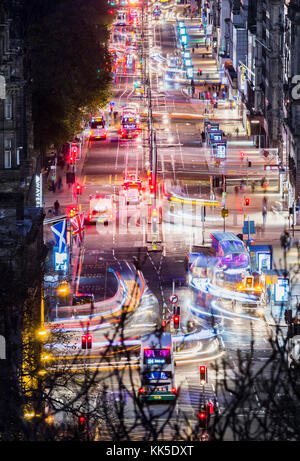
top-left (57, 176), bottom-right (62, 191)
top-left (54, 200), bottom-right (60, 216)
top-left (262, 195), bottom-right (267, 228)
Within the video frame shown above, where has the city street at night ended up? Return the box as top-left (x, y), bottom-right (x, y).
top-left (1, 0), bottom-right (300, 447)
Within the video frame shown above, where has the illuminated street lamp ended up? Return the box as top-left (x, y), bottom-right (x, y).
top-left (57, 279), bottom-right (70, 296)
top-left (36, 328), bottom-right (48, 339)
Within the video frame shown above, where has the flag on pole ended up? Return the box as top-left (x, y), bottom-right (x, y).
top-left (51, 219), bottom-right (67, 253)
top-left (70, 213), bottom-right (84, 245)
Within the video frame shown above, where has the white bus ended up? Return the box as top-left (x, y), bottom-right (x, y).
top-left (138, 332), bottom-right (177, 402)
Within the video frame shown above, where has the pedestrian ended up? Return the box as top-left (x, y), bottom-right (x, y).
top-left (54, 200), bottom-right (60, 216)
top-left (240, 179), bottom-right (245, 191)
top-left (192, 47), bottom-right (195, 54)
top-left (263, 194), bottom-right (267, 210)
top-left (57, 176), bottom-right (62, 191)
top-left (196, 42), bottom-right (199, 48)
top-left (206, 45), bottom-right (209, 51)
top-left (251, 180), bottom-right (256, 193)
top-left (236, 127), bottom-right (239, 136)
top-left (262, 206), bottom-right (267, 227)
top-left (222, 91), bottom-right (226, 100)
top-left (234, 185), bottom-right (239, 195)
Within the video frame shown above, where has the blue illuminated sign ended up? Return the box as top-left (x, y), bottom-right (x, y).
top-left (216, 143), bottom-right (227, 158)
top-left (186, 67), bottom-right (193, 78)
top-left (54, 247), bottom-right (68, 271)
top-left (181, 35), bottom-right (188, 44)
top-left (275, 279), bottom-right (289, 303)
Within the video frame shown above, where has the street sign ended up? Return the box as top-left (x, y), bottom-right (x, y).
top-left (242, 220), bottom-right (256, 234)
top-left (169, 294), bottom-right (178, 304)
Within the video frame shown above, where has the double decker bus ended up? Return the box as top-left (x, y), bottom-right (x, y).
top-left (138, 332), bottom-right (177, 402)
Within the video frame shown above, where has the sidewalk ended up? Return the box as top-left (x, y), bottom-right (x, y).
top-left (43, 133), bottom-right (89, 219)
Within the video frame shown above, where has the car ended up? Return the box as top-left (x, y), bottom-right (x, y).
top-left (122, 173), bottom-right (143, 203)
top-left (89, 116), bottom-right (107, 140)
top-left (120, 107), bottom-right (139, 138)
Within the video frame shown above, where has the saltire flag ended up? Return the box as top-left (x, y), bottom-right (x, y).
top-left (70, 213), bottom-right (84, 245)
top-left (51, 219), bottom-right (67, 253)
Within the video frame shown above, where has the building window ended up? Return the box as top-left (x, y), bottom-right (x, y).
top-left (4, 138), bottom-right (12, 168)
top-left (4, 150), bottom-right (11, 168)
top-left (5, 94), bottom-right (12, 120)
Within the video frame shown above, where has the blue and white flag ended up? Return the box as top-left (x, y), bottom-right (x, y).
top-left (51, 219), bottom-right (67, 253)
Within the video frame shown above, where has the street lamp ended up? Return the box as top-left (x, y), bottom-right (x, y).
top-left (57, 279), bottom-right (70, 296)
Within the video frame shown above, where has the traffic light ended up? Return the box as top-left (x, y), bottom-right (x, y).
top-left (82, 334), bottom-right (93, 349)
top-left (173, 314), bottom-right (180, 329)
top-left (152, 207), bottom-right (158, 220)
top-left (284, 309), bottom-right (293, 325)
top-left (148, 173), bottom-right (156, 194)
top-left (87, 334), bottom-right (92, 349)
top-left (174, 305), bottom-right (180, 315)
top-left (197, 405), bottom-right (210, 428)
top-left (81, 335), bottom-right (87, 349)
top-left (200, 365), bottom-right (207, 385)
top-left (244, 197), bottom-right (250, 206)
top-left (75, 183), bottom-right (82, 195)
top-left (78, 415), bottom-right (86, 432)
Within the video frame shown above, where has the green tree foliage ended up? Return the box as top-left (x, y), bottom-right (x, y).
top-left (24, 0), bottom-right (113, 152)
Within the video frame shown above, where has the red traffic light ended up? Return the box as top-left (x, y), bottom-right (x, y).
top-left (87, 334), bottom-right (92, 349)
top-left (173, 314), bottom-right (180, 329)
top-left (81, 335), bottom-right (87, 349)
top-left (200, 365), bottom-right (207, 385)
top-left (198, 412), bottom-right (206, 420)
top-left (75, 183), bottom-right (82, 195)
top-left (245, 197), bottom-right (250, 206)
top-left (78, 416), bottom-right (86, 425)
